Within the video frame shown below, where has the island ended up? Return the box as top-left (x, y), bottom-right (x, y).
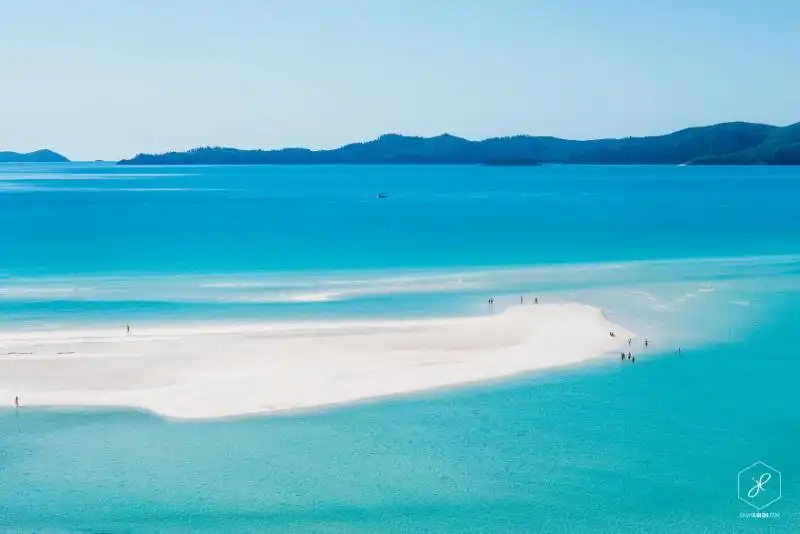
top-left (689, 122), bottom-right (800, 165)
top-left (117, 121), bottom-right (800, 166)
top-left (0, 149), bottom-right (69, 163)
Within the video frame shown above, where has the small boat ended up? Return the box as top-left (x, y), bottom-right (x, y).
top-left (377, 193), bottom-right (388, 199)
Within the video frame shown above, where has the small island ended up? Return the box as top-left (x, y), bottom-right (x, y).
top-left (0, 149), bottom-right (69, 163)
top-left (117, 121), bottom-right (800, 166)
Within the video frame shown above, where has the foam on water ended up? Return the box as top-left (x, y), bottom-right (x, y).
top-left (0, 254), bottom-right (794, 374)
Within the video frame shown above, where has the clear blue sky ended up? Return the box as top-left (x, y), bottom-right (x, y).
top-left (2, 0), bottom-right (799, 160)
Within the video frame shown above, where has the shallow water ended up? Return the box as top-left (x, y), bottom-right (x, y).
top-left (0, 163), bottom-right (798, 532)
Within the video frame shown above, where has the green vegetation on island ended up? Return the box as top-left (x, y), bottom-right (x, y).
top-left (689, 122), bottom-right (800, 165)
top-left (0, 149), bottom-right (69, 163)
top-left (116, 121), bottom-right (800, 166)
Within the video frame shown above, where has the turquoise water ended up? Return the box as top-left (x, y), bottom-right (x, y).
top-left (0, 163), bottom-right (799, 532)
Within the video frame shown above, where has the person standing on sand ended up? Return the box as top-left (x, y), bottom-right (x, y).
top-left (644, 338), bottom-right (649, 347)
top-left (520, 296), bottom-right (523, 304)
top-left (15, 395), bottom-right (19, 408)
top-left (126, 324), bottom-right (130, 334)
top-left (628, 338), bottom-right (632, 346)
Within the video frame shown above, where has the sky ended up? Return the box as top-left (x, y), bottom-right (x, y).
top-left (1, 0), bottom-right (799, 161)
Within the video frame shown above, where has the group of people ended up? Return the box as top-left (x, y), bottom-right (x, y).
top-left (488, 295), bottom-right (539, 309)
top-left (618, 337), bottom-right (662, 364)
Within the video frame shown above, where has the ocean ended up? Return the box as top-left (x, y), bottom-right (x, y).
top-left (0, 162), bottom-right (798, 532)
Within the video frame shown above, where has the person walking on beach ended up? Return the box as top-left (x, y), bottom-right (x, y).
top-left (14, 395), bottom-right (19, 408)
top-left (644, 338), bottom-right (649, 348)
top-left (627, 337), bottom-right (632, 346)
top-left (520, 296), bottom-right (524, 304)
top-left (627, 352), bottom-right (632, 360)
top-left (621, 352), bottom-right (625, 361)
top-left (126, 324), bottom-right (130, 334)
top-left (534, 297), bottom-right (539, 304)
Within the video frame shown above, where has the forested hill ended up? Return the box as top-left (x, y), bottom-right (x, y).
top-left (689, 122), bottom-right (800, 165)
top-left (0, 149), bottom-right (69, 163)
top-left (117, 122), bottom-right (799, 165)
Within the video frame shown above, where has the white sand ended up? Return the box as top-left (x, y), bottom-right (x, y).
top-left (0, 303), bottom-right (633, 419)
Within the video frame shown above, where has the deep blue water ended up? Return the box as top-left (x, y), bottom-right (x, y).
top-left (0, 163), bottom-right (799, 532)
top-left (2, 163), bottom-right (800, 277)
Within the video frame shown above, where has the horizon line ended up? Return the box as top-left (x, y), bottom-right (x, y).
top-left (3, 118), bottom-right (797, 162)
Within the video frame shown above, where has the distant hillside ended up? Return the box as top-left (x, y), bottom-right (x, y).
top-left (117, 121), bottom-right (799, 165)
top-left (0, 149), bottom-right (69, 163)
top-left (689, 122), bottom-right (800, 165)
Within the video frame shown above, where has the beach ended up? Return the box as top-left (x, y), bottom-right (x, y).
top-left (0, 303), bottom-right (632, 419)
